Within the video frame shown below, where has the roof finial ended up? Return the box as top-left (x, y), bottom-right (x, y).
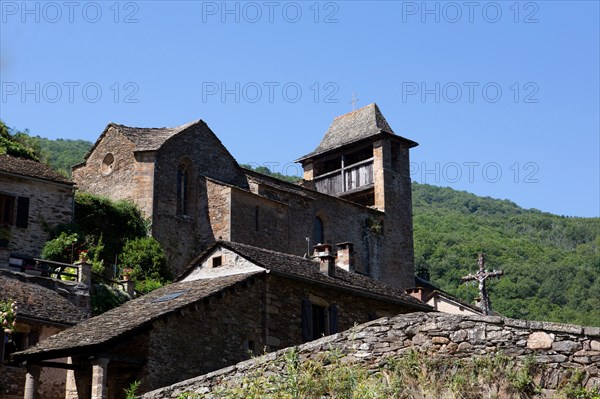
top-left (349, 92), bottom-right (359, 110)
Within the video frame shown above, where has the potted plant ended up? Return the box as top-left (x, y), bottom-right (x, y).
top-left (122, 267), bottom-right (134, 281)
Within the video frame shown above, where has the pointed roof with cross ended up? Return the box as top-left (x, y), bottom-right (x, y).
top-left (296, 103), bottom-right (417, 162)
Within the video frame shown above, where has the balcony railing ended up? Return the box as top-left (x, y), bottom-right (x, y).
top-left (314, 159), bottom-right (374, 196)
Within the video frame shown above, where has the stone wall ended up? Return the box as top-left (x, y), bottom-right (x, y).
top-left (72, 127), bottom-right (138, 207)
top-left (145, 277), bottom-right (265, 391)
top-left (142, 312), bottom-right (600, 398)
top-left (0, 173), bottom-right (73, 266)
top-left (152, 124), bottom-right (248, 276)
top-left (241, 174), bottom-right (387, 276)
top-left (1, 324), bottom-right (67, 399)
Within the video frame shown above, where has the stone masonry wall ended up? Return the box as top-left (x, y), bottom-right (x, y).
top-left (143, 312), bottom-right (600, 398)
top-left (264, 274), bottom-right (415, 352)
top-left (241, 176), bottom-right (386, 276)
top-left (152, 124), bottom-right (248, 276)
top-left (72, 127), bottom-right (138, 206)
top-left (0, 174), bottom-right (73, 266)
top-left (145, 277), bottom-right (265, 391)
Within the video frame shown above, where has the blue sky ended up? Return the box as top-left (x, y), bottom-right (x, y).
top-left (1, 1), bottom-right (598, 217)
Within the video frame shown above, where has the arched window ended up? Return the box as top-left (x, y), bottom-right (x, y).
top-left (313, 216), bottom-right (324, 244)
top-left (177, 163), bottom-right (189, 216)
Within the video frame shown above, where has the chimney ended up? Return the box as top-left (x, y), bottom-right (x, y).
top-left (405, 287), bottom-right (426, 302)
top-left (313, 243), bottom-right (335, 277)
top-left (335, 242), bottom-right (355, 273)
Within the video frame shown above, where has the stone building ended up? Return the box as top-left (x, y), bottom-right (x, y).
top-left (0, 271), bottom-right (87, 399)
top-left (0, 155), bottom-right (75, 267)
top-left (72, 104), bottom-right (417, 290)
top-left (13, 240), bottom-right (431, 398)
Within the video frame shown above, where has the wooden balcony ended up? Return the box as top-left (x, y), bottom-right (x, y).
top-left (314, 159), bottom-right (374, 197)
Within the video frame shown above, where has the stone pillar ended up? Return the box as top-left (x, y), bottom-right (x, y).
top-left (91, 358), bottom-right (109, 399)
top-left (24, 365), bottom-right (41, 399)
top-left (125, 280), bottom-right (135, 297)
top-left (65, 357), bottom-right (78, 399)
top-left (76, 260), bottom-right (92, 288)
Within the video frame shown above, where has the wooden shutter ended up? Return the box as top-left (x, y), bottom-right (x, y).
top-left (16, 197), bottom-right (29, 228)
top-left (301, 298), bottom-right (313, 341)
top-left (329, 304), bottom-right (339, 334)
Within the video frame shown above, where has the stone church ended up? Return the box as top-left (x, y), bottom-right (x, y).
top-left (72, 103), bottom-right (417, 290)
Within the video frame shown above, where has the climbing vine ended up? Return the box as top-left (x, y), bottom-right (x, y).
top-left (0, 299), bottom-right (17, 334)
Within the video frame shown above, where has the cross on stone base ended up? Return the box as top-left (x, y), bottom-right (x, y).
top-left (461, 253), bottom-right (503, 315)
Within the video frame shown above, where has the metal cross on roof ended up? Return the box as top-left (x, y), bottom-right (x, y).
top-left (461, 253), bottom-right (503, 315)
top-left (349, 93), bottom-right (359, 110)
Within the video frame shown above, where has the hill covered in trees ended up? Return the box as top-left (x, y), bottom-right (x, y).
top-left (412, 183), bottom-right (599, 326)
top-left (0, 120), bottom-right (92, 176)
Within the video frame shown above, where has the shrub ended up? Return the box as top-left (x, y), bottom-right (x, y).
top-left (119, 237), bottom-right (170, 293)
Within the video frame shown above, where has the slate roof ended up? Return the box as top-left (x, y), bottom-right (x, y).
top-left (13, 273), bottom-right (260, 361)
top-left (297, 103), bottom-right (417, 162)
top-left (111, 119), bottom-right (199, 152)
top-left (183, 241), bottom-right (431, 311)
top-left (0, 272), bottom-right (86, 325)
top-left (0, 154), bottom-right (73, 185)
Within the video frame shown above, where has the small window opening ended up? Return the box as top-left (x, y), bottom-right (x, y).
top-left (313, 217), bottom-right (324, 244)
top-left (254, 206), bottom-right (260, 231)
top-left (212, 256), bottom-right (222, 268)
top-left (311, 304), bottom-right (326, 339)
top-left (177, 163), bottom-right (189, 216)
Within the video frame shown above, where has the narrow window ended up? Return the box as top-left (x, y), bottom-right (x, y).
top-left (311, 304), bottom-right (326, 338)
top-left (313, 217), bottom-right (324, 244)
top-left (254, 206), bottom-right (260, 231)
top-left (177, 163), bottom-right (189, 216)
top-left (301, 299), bottom-right (330, 341)
top-left (212, 256), bottom-right (222, 268)
top-left (0, 194), bottom-right (15, 225)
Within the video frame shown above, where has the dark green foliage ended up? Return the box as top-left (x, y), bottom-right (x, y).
top-left (0, 120), bottom-right (40, 161)
top-left (412, 182), bottom-right (600, 326)
top-left (0, 120), bottom-right (92, 176)
top-left (240, 164), bottom-right (302, 183)
top-left (42, 192), bottom-right (148, 278)
top-left (74, 192), bottom-right (148, 264)
top-left (35, 136), bottom-right (92, 177)
top-left (90, 283), bottom-right (130, 316)
top-left (119, 237), bottom-right (171, 293)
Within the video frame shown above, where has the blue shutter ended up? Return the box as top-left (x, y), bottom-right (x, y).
top-left (301, 298), bottom-right (313, 341)
top-left (329, 304), bottom-right (339, 334)
top-left (16, 197), bottom-right (29, 228)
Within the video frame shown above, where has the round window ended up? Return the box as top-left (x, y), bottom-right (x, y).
top-left (101, 153), bottom-right (115, 175)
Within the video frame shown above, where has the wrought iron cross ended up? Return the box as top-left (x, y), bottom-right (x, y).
top-left (461, 253), bottom-right (503, 315)
top-left (349, 93), bottom-right (359, 110)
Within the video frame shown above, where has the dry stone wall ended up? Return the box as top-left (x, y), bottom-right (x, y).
top-left (142, 312), bottom-right (600, 398)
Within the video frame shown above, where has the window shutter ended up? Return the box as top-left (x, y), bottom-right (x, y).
top-left (0, 330), bottom-right (5, 364)
top-left (16, 197), bottom-right (29, 228)
top-left (329, 304), bottom-right (339, 334)
top-left (301, 298), bottom-right (313, 341)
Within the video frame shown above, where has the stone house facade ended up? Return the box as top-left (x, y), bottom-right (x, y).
top-left (13, 241), bottom-right (431, 398)
top-left (72, 104), bottom-right (418, 290)
top-left (0, 155), bottom-right (75, 267)
top-left (0, 271), bottom-right (87, 399)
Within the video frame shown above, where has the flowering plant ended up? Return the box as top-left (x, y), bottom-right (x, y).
top-left (1, 299), bottom-right (17, 334)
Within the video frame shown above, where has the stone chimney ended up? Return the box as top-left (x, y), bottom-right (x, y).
top-left (335, 242), bottom-right (355, 273)
top-left (405, 287), bottom-right (426, 302)
top-left (313, 243), bottom-right (335, 277)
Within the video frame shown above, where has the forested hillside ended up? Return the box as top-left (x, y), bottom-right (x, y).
top-left (412, 183), bottom-right (599, 326)
top-left (4, 125), bottom-right (598, 326)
